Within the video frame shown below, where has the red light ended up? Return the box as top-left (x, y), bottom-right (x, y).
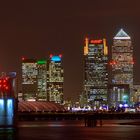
top-left (109, 60), bottom-right (117, 65)
top-left (22, 57), bottom-right (25, 61)
top-left (59, 54), bottom-right (62, 58)
top-left (3, 84), bottom-right (6, 87)
top-left (131, 61), bottom-right (134, 64)
top-left (90, 40), bottom-right (103, 44)
top-left (5, 86), bottom-right (8, 90)
top-left (50, 54), bottom-right (53, 58)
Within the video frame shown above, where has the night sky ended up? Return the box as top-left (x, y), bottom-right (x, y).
top-left (0, 0), bottom-right (140, 101)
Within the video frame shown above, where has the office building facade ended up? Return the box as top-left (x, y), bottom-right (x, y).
top-left (37, 59), bottom-right (47, 101)
top-left (22, 59), bottom-right (38, 101)
top-left (84, 38), bottom-right (108, 108)
top-left (109, 29), bottom-right (133, 107)
top-left (47, 55), bottom-right (64, 103)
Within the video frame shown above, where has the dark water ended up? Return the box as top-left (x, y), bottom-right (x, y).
top-left (1, 120), bottom-right (140, 140)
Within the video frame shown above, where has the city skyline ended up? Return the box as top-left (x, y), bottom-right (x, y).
top-left (1, 0), bottom-right (140, 101)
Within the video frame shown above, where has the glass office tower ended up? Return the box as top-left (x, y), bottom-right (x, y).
top-left (84, 38), bottom-right (108, 108)
top-left (47, 55), bottom-right (64, 103)
top-left (110, 29), bottom-right (133, 107)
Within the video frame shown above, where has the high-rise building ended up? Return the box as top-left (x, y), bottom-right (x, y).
top-left (84, 38), bottom-right (108, 108)
top-left (47, 55), bottom-right (64, 103)
top-left (37, 59), bottom-right (47, 101)
top-left (22, 56), bottom-right (64, 103)
top-left (109, 29), bottom-right (133, 107)
top-left (22, 58), bottom-right (38, 101)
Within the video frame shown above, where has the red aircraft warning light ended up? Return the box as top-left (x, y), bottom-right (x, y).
top-left (50, 54), bottom-right (53, 58)
top-left (59, 54), bottom-right (62, 58)
top-left (109, 60), bottom-right (117, 65)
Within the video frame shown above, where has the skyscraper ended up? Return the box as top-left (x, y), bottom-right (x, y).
top-left (22, 56), bottom-right (64, 103)
top-left (22, 58), bottom-right (38, 101)
top-left (84, 38), bottom-right (108, 108)
top-left (37, 59), bottom-right (47, 101)
top-left (47, 55), bottom-right (64, 104)
top-left (109, 29), bottom-right (133, 107)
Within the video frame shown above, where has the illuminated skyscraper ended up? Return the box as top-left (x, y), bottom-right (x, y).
top-left (47, 55), bottom-right (64, 103)
top-left (84, 38), bottom-right (108, 107)
top-left (110, 29), bottom-right (133, 107)
top-left (37, 59), bottom-right (47, 101)
top-left (22, 59), bottom-right (38, 101)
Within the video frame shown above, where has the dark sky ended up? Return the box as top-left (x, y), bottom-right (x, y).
top-left (0, 0), bottom-right (140, 101)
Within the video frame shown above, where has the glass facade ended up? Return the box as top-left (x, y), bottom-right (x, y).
top-left (37, 60), bottom-right (47, 101)
top-left (110, 29), bottom-right (133, 107)
top-left (22, 59), bottom-right (38, 100)
top-left (47, 56), bottom-right (64, 103)
top-left (22, 57), bottom-right (64, 103)
top-left (84, 38), bottom-right (108, 107)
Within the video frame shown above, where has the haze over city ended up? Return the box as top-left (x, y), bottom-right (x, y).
top-left (1, 0), bottom-right (140, 101)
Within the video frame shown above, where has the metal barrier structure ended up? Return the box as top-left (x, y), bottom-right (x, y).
top-left (0, 73), bottom-right (17, 127)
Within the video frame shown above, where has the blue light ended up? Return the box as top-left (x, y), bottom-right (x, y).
top-left (7, 99), bottom-right (14, 116)
top-left (51, 56), bottom-right (61, 62)
top-left (0, 99), bottom-right (5, 125)
top-left (7, 99), bottom-right (14, 125)
top-left (0, 99), bottom-right (4, 114)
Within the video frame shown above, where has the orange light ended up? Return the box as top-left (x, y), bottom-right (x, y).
top-left (84, 37), bottom-right (89, 55)
top-left (90, 39), bottom-right (103, 44)
top-left (103, 39), bottom-right (108, 55)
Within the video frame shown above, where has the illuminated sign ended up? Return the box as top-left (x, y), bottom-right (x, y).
top-left (90, 40), bottom-right (103, 44)
top-left (37, 60), bottom-right (46, 64)
top-left (51, 56), bottom-right (61, 62)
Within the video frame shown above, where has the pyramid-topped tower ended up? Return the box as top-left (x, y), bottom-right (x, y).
top-left (114, 29), bottom-right (131, 40)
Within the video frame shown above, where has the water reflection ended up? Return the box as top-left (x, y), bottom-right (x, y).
top-left (0, 128), bottom-right (17, 140)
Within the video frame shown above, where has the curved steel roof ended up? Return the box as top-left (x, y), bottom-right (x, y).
top-left (18, 101), bottom-right (66, 112)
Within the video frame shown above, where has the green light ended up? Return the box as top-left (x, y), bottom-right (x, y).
top-left (37, 60), bottom-right (46, 64)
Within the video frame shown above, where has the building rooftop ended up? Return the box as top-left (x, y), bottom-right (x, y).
top-left (18, 101), bottom-right (66, 112)
top-left (114, 29), bottom-right (131, 40)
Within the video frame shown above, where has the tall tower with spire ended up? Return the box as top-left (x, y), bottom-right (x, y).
top-left (110, 29), bottom-right (134, 107)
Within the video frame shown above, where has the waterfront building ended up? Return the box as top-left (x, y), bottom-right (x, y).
top-left (84, 38), bottom-right (108, 108)
top-left (47, 55), bottom-right (64, 103)
top-left (22, 58), bottom-right (38, 101)
top-left (37, 59), bottom-right (47, 101)
top-left (132, 85), bottom-right (140, 104)
top-left (109, 29), bottom-right (133, 107)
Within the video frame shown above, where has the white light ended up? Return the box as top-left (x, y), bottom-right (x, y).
top-left (113, 37), bottom-right (131, 40)
top-left (124, 104), bottom-right (128, 107)
top-left (119, 104), bottom-right (123, 108)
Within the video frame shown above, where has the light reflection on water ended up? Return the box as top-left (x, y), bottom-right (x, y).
top-left (0, 128), bottom-right (17, 140)
top-left (0, 120), bottom-right (140, 140)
